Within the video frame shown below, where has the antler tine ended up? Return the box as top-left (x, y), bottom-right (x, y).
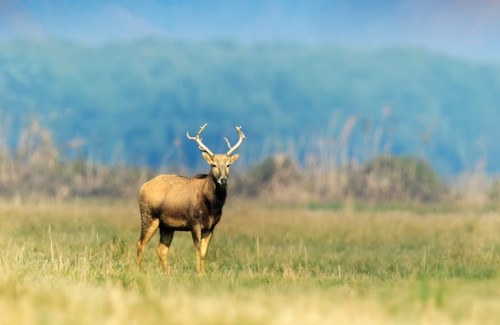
top-left (186, 123), bottom-right (214, 156)
top-left (226, 126), bottom-right (246, 156)
top-left (223, 137), bottom-right (232, 149)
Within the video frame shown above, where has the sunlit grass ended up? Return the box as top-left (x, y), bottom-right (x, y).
top-left (0, 198), bottom-right (499, 324)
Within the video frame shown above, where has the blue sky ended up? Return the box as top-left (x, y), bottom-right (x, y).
top-left (1, 0), bottom-right (500, 61)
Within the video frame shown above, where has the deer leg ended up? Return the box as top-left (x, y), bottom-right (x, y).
top-left (199, 230), bottom-right (214, 274)
top-left (137, 217), bottom-right (160, 269)
top-left (156, 226), bottom-right (174, 274)
top-left (191, 225), bottom-right (202, 273)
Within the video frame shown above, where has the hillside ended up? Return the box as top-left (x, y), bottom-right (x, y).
top-left (1, 40), bottom-right (499, 174)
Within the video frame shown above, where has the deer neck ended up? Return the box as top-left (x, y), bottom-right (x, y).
top-left (204, 175), bottom-right (227, 205)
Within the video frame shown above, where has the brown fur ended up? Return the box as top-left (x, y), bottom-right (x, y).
top-left (136, 153), bottom-right (240, 274)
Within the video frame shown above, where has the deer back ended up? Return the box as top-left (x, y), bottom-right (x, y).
top-left (140, 175), bottom-right (205, 211)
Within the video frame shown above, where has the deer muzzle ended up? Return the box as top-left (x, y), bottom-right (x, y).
top-left (218, 176), bottom-right (228, 186)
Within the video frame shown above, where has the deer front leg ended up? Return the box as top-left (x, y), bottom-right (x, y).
top-left (191, 225), bottom-right (204, 274)
top-left (200, 230), bottom-right (213, 274)
top-left (191, 225), bottom-right (214, 274)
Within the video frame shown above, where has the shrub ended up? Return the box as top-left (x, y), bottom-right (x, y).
top-left (350, 155), bottom-right (445, 202)
top-left (233, 154), bottom-right (307, 200)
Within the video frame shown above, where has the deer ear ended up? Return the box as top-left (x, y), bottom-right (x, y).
top-left (228, 154), bottom-right (239, 164)
top-left (202, 152), bottom-right (214, 164)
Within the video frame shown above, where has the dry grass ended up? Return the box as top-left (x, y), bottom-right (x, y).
top-left (0, 198), bottom-right (499, 324)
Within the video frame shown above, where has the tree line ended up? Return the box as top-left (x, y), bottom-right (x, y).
top-left (1, 39), bottom-right (500, 174)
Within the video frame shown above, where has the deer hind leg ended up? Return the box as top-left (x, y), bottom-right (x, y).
top-left (137, 206), bottom-right (160, 269)
top-left (156, 225), bottom-right (174, 274)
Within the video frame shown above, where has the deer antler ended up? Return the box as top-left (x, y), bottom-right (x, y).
top-left (186, 123), bottom-right (214, 156)
top-left (224, 126), bottom-right (246, 156)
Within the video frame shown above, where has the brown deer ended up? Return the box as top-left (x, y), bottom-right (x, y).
top-left (136, 124), bottom-right (245, 274)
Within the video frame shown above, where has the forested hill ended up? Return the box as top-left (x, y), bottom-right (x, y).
top-left (0, 40), bottom-right (499, 174)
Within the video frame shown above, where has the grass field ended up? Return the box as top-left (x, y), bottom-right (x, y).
top-left (0, 198), bottom-right (499, 324)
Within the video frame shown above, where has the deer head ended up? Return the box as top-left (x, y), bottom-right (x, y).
top-left (187, 124), bottom-right (245, 186)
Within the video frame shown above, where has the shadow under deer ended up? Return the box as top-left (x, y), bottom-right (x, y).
top-left (136, 124), bottom-right (245, 274)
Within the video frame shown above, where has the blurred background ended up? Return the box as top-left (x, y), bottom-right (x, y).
top-left (1, 0), bottom-right (500, 202)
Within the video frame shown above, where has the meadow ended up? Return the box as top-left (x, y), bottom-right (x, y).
top-left (0, 198), bottom-right (499, 324)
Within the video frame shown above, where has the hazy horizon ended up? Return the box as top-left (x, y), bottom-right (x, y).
top-left (1, 0), bottom-right (500, 62)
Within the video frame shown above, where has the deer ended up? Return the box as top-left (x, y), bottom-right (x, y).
top-left (136, 123), bottom-right (245, 274)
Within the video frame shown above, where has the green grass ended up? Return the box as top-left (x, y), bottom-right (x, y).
top-left (0, 198), bottom-right (499, 324)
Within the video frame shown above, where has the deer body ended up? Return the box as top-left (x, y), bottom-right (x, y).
top-left (137, 125), bottom-right (245, 274)
top-left (139, 174), bottom-right (224, 231)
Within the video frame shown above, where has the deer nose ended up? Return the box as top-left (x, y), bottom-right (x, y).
top-left (219, 176), bottom-right (228, 185)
